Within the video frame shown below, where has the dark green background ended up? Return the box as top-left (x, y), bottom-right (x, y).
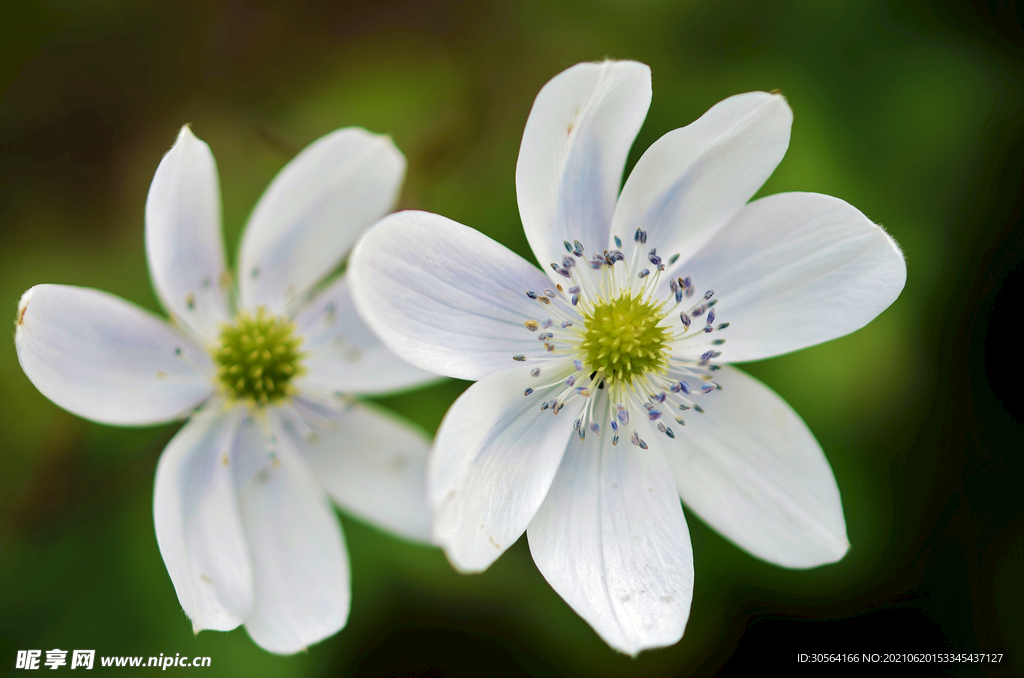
top-left (1, 1), bottom-right (1021, 675)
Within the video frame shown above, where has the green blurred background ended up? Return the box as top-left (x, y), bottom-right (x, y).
top-left (1, 0), bottom-right (1022, 675)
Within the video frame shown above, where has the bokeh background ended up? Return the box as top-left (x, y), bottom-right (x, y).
top-left (2, 0), bottom-right (1022, 675)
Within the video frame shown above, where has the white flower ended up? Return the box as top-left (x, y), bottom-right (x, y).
top-left (15, 126), bottom-right (438, 654)
top-left (347, 61), bottom-right (907, 655)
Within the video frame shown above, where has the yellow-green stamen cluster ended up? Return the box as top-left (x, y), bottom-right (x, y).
top-left (580, 292), bottom-right (669, 385)
top-left (213, 308), bottom-right (304, 404)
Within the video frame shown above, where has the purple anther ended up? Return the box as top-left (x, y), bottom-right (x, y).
top-left (571, 293), bottom-right (580, 306)
top-left (700, 350), bottom-right (715, 362)
top-left (669, 278), bottom-right (679, 294)
top-left (706, 309), bottom-right (716, 326)
top-left (682, 276), bottom-right (692, 288)
top-left (524, 388), bottom-right (534, 396)
top-left (651, 392), bottom-right (666, 403)
top-left (675, 288), bottom-right (684, 303)
top-left (630, 431), bottom-right (641, 446)
top-left (700, 383), bottom-right (717, 394)
top-left (678, 380), bottom-right (692, 394)
top-left (542, 319), bottom-right (553, 329)
top-left (566, 375), bottom-right (576, 387)
top-left (562, 256), bottom-right (575, 269)
top-left (692, 305), bottom-right (705, 317)
top-left (558, 268), bottom-right (571, 278)
top-left (703, 326), bottom-right (713, 334)
top-left (657, 421), bottom-right (667, 433)
top-left (573, 240), bottom-right (585, 256)
top-left (530, 368), bottom-right (541, 377)
top-left (612, 434), bottom-right (620, 445)
top-left (610, 419), bottom-right (619, 431)
top-left (561, 320), bottom-right (573, 328)
top-left (680, 312), bottom-right (691, 328)
top-left (590, 422), bottom-right (601, 435)
top-left (617, 406), bottom-right (629, 425)
top-left (648, 248), bottom-right (661, 266)
top-left (638, 269), bottom-right (650, 278)
top-left (634, 228), bottom-right (643, 242)
top-left (526, 291), bottom-right (538, 299)
top-left (544, 342), bottom-right (555, 352)
top-left (573, 359), bottom-right (584, 371)
top-left (670, 382), bottom-right (682, 393)
top-left (704, 290), bottom-right (714, 300)
top-left (648, 410), bottom-right (662, 421)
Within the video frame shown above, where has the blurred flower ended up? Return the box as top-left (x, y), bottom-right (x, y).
top-left (15, 126), bottom-right (438, 654)
top-left (348, 61), bottom-right (907, 655)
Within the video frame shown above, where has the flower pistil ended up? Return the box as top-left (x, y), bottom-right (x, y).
top-left (213, 307), bottom-right (305, 405)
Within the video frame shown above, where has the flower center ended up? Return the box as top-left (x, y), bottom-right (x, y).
top-left (514, 229), bottom-right (729, 448)
top-left (213, 308), bottom-right (304, 404)
top-left (580, 292), bottom-right (669, 385)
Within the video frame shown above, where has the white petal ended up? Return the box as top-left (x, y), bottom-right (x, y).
top-left (238, 128), bottom-right (405, 314)
top-left (15, 285), bottom-right (214, 426)
top-left (528, 422), bottom-right (694, 656)
top-left (145, 126), bottom-right (231, 340)
top-left (611, 92), bottom-right (792, 262)
top-left (667, 192), bottom-right (907, 362)
top-left (281, 401), bottom-right (432, 543)
top-left (153, 407), bottom-right (252, 632)
top-left (233, 413), bottom-right (350, 654)
top-left (349, 211), bottom-right (557, 381)
top-left (429, 363), bottom-right (583, 572)
top-left (291, 274), bottom-right (437, 396)
top-left (664, 366), bottom-right (848, 568)
top-left (516, 61), bottom-right (651, 280)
